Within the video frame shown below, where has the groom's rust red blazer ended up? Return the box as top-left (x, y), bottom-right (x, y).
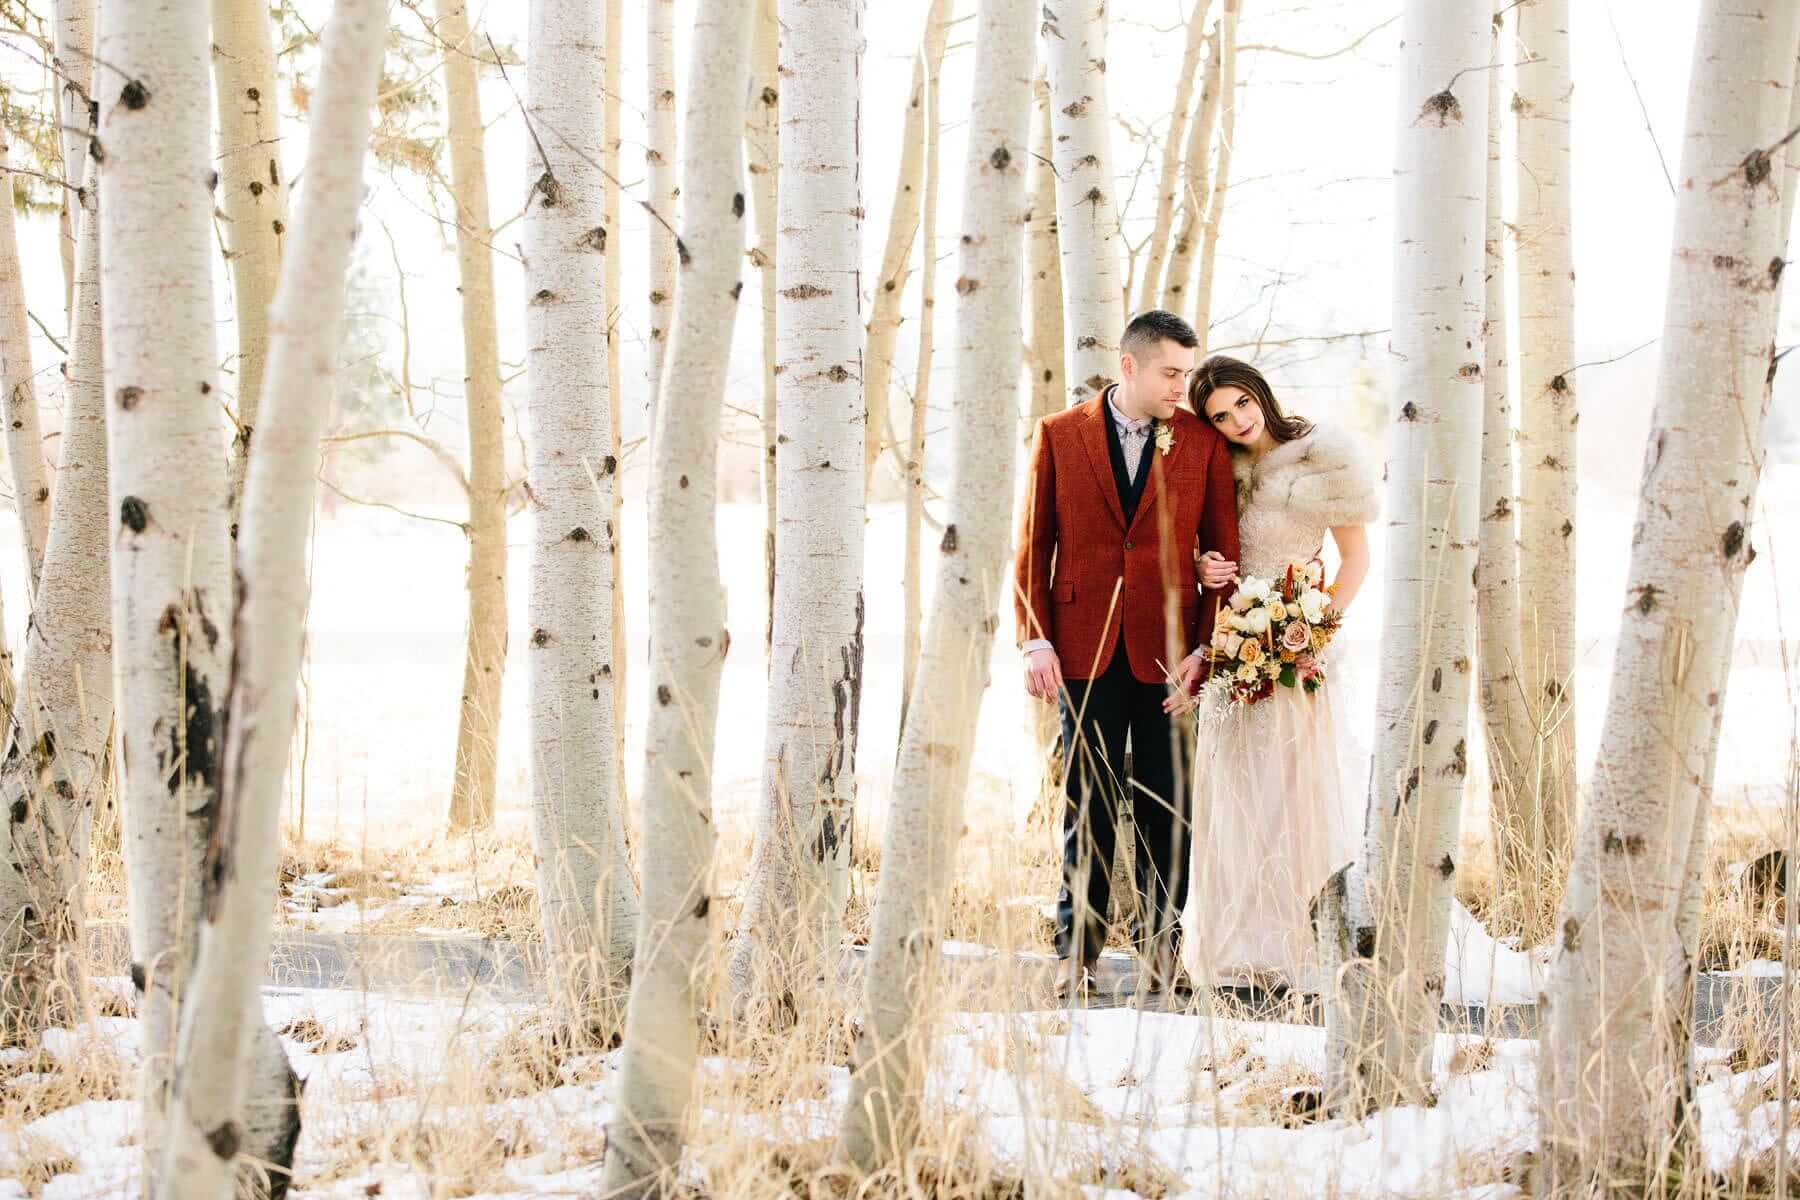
top-left (1013, 393), bottom-right (1241, 685)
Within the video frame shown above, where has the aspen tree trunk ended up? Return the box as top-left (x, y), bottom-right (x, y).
top-left (0, 131), bottom-right (51, 593)
top-left (96, 5), bottom-right (300, 1190)
top-left (748, 0), bottom-right (780, 655)
top-left (601, 3), bottom-right (751, 1191)
top-left (213, 0), bottom-right (288, 538)
top-left (1020, 74), bottom-right (1063, 829)
top-left (0, 149), bottom-right (109, 1044)
top-left (1136, 2), bottom-right (1208, 314)
top-left (838, 0), bottom-right (1032, 1166)
top-left (900, 28), bottom-right (943, 730)
top-left (1044, 0), bottom-right (1124, 405)
top-left (1161, 24), bottom-right (1218, 316)
top-left (729, 0), bottom-right (866, 1016)
top-left (646, 0), bottom-right (678, 437)
top-left (1190, 0), bottom-right (1237, 351)
top-left (1317, 0), bottom-right (1487, 1113)
top-left (1476, 11), bottom-right (1543, 942)
top-left (604, 0), bottom-right (627, 784)
top-left (436, 0), bottom-right (508, 834)
top-left (862, 0), bottom-right (950, 487)
top-left (154, 7), bottom-right (384, 1196)
top-left (52, 0), bottom-right (95, 321)
top-left (1537, 6), bottom-right (1800, 1190)
top-left (1513, 0), bottom-right (1577, 850)
top-left (523, 0), bottom-right (637, 1022)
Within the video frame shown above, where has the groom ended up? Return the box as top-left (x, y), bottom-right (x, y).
top-left (1014, 310), bottom-right (1240, 996)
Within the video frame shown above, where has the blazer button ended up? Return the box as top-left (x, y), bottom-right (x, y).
top-left (1124, 540), bottom-right (1134, 550)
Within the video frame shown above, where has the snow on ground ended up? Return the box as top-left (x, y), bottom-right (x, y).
top-left (8, 976), bottom-right (1790, 1200)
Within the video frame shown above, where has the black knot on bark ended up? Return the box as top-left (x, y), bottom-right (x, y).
top-left (1561, 917), bottom-right (1581, 951)
top-left (1400, 400), bottom-right (1419, 421)
top-left (530, 628), bottom-right (550, 647)
top-left (940, 524), bottom-right (959, 553)
top-left (1633, 584), bottom-right (1660, 615)
top-left (692, 895), bottom-right (710, 919)
top-left (732, 192), bottom-right (745, 218)
top-left (1550, 373), bottom-right (1568, 393)
top-left (1418, 89), bottom-right (1462, 126)
top-left (656, 685), bottom-right (672, 706)
top-left (760, 86), bottom-right (778, 107)
top-left (1723, 520), bottom-right (1746, 559)
top-left (533, 170), bottom-right (560, 207)
top-left (990, 145), bottom-right (1012, 170)
top-left (731, 281), bottom-right (743, 301)
top-left (120, 79), bottom-right (149, 110)
top-left (204, 1120), bottom-right (241, 1161)
top-left (955, 276), bottom-right (979, 295)
top-left (118, 385), bottom-right (143, 411)
top-left (602, 454), bottom-right (618, 476)
top-left (676, 237), bottom-right (690, 265)
top-left (130, 962), bottom-right (146, 992)
top-left (566, 526), bottom-right (591, 543)
top-left (1745, 148), bottom-right (1773, 188)
top-left (1438, 853), bottom-right (1455, 879)
top-left (120, 496), bottom-right (148, 533)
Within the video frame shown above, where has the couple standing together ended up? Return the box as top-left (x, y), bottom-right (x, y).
top-left (1013, 310), bottom-right (1378, 999)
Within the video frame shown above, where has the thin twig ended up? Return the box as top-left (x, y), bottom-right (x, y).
top-left (25, 308), bottom-right (66, 355)
top-left (1239, 13), bottom-right (1399, 61)
top-left (322, 427), bottom-right (470, 493)
top-left (316, 473), bottom-right (471, 533)
top-left (1607, 4), bottom-right (1675, 198)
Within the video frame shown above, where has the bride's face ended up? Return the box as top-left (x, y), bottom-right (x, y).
top-left (1204, 386), bottom-right (1263, 446)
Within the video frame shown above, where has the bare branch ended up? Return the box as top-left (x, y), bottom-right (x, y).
top-left (321, 427), bottom-right (470, 493)
top-left (1239, 13), bottom-right (1399, 61)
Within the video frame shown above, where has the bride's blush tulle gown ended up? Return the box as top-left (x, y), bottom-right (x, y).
top-left (1180, 422), bottom-right (1379, 990)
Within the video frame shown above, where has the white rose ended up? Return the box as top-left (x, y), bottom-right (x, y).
top-left (1229, 589), bottom-right (1254, 613)
top-left (1299, 588), bottom-right (1329, 624)
top-left (1240, 577), bottom-right (1271, 604)
top-left (1236, 663), bottom-right (1258, 684)
top-left (1301, 561), bottom-right (1323, 586)
top-left (1228, 613), bottom-right (1252, 633)
top-left (1245, 608), bottom-right (1271, 635)
top-left (1224, 632), bottom-right (1245, 657)
top-left (1286, 602), bottom-right (1304, 621)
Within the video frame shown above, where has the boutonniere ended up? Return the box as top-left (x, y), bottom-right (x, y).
top-left (1154, 422), bottom-right (1174, 457)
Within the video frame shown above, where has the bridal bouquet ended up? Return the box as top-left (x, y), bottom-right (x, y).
top-left (1200, 561), bottom-right (1340, 705)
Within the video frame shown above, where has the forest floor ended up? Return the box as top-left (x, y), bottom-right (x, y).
top-left (7, 803), bottom-right (1797, 1199)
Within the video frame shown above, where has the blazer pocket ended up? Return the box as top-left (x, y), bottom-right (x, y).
top-left (1052, 581), bottom-right (1076, 603)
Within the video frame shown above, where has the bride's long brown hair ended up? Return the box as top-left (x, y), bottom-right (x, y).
top-left (1188, 355), bottom-right (1313, 445)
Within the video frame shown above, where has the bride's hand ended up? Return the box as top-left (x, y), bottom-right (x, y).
top-left (1196, 549), bottom-right (1236, 590)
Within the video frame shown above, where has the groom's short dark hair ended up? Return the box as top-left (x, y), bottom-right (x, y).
top-left (1121, 309), bottom-right (1199, 359)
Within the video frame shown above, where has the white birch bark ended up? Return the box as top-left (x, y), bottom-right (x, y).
top-left (728, 0), bottom-right (866, 1015)
top-left (1476, 12), bottom-right (1547, 940)
top-left (1781, 45), bottom-right (1800, 248)
top-left (1020, 74), bottom-right (1063, 826)
top-left (1537, 4), bottom-right (1800, 1189)
top-left (1161, 24), bottom-right (1218, 316)
top-left (0, 148), bottom-right (109, 1042)
top-left (523, 0), bottom-right (637, 1020)
top-left (0, 132), bottom-right (51, 593)
top-left (213, 0), bottom-right (289, 539)
top-left (862, 0), bottom-right (950, 486)
top-left (646, 0), bottom-right (678, 440)
top-left (1512, 0), bottom-right (1577, 832)
top-left (1318, 0), bottom-right (1487, 1112)
top-left (1138, 4), bottom-right (1209, 314)
top-left (901, 23), bottom-right (943, 729)
top-left (155, 6), bottom-right (383, 1195)
top-left (1190, 0), bottom-right (1237, 351)
top-left (435, 0), bottom-right (509, 834)
top-left (837, 0), bottom-right (1032, 1166)
top-left (603, 0), bottom-right (627, 786)
top-left (95, 2), bottom-right (251, 1186)
top-left (748, 0), bottom-right (779, 654)
top-left (52, 0), bottom-right (95, 321)
top-left (601, 3), bottom-right (751, 1190)
top-left (1044, 0), bottom-right (1123, 404)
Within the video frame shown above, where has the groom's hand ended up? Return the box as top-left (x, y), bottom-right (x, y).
top-left (1024, 646), bottom-right (1064, 702)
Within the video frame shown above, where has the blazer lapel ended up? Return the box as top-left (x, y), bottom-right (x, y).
top-left (1079, 397), bottom-right (1127, 531)
top-left (1130, 418), bottom-right (1174, 531)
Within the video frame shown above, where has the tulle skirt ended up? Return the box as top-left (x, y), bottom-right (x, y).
top-left (1180, 668), bottom-right (1365, 990)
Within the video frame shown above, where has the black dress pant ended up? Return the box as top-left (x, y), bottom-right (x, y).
top-left (1055, 644), bottom-right (1192, 969)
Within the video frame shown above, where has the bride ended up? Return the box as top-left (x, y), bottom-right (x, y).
top-left (1172, 356), bottom-right (1378, 993)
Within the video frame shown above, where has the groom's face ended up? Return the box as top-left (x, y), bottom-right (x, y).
top-left (1121, 338), bottom-right (1197, 421)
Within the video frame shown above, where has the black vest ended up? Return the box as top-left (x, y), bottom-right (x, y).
top-left (1102, 392), bottom-right (1155, 525)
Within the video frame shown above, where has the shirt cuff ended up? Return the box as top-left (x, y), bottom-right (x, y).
top-left (1020, 639), bottom-right (1054, 656)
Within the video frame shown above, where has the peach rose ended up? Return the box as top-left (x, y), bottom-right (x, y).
top-left (1239, 639), bottom-right (1264, 666)
top-left (1281, 620), bottom-right (1311, 653)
